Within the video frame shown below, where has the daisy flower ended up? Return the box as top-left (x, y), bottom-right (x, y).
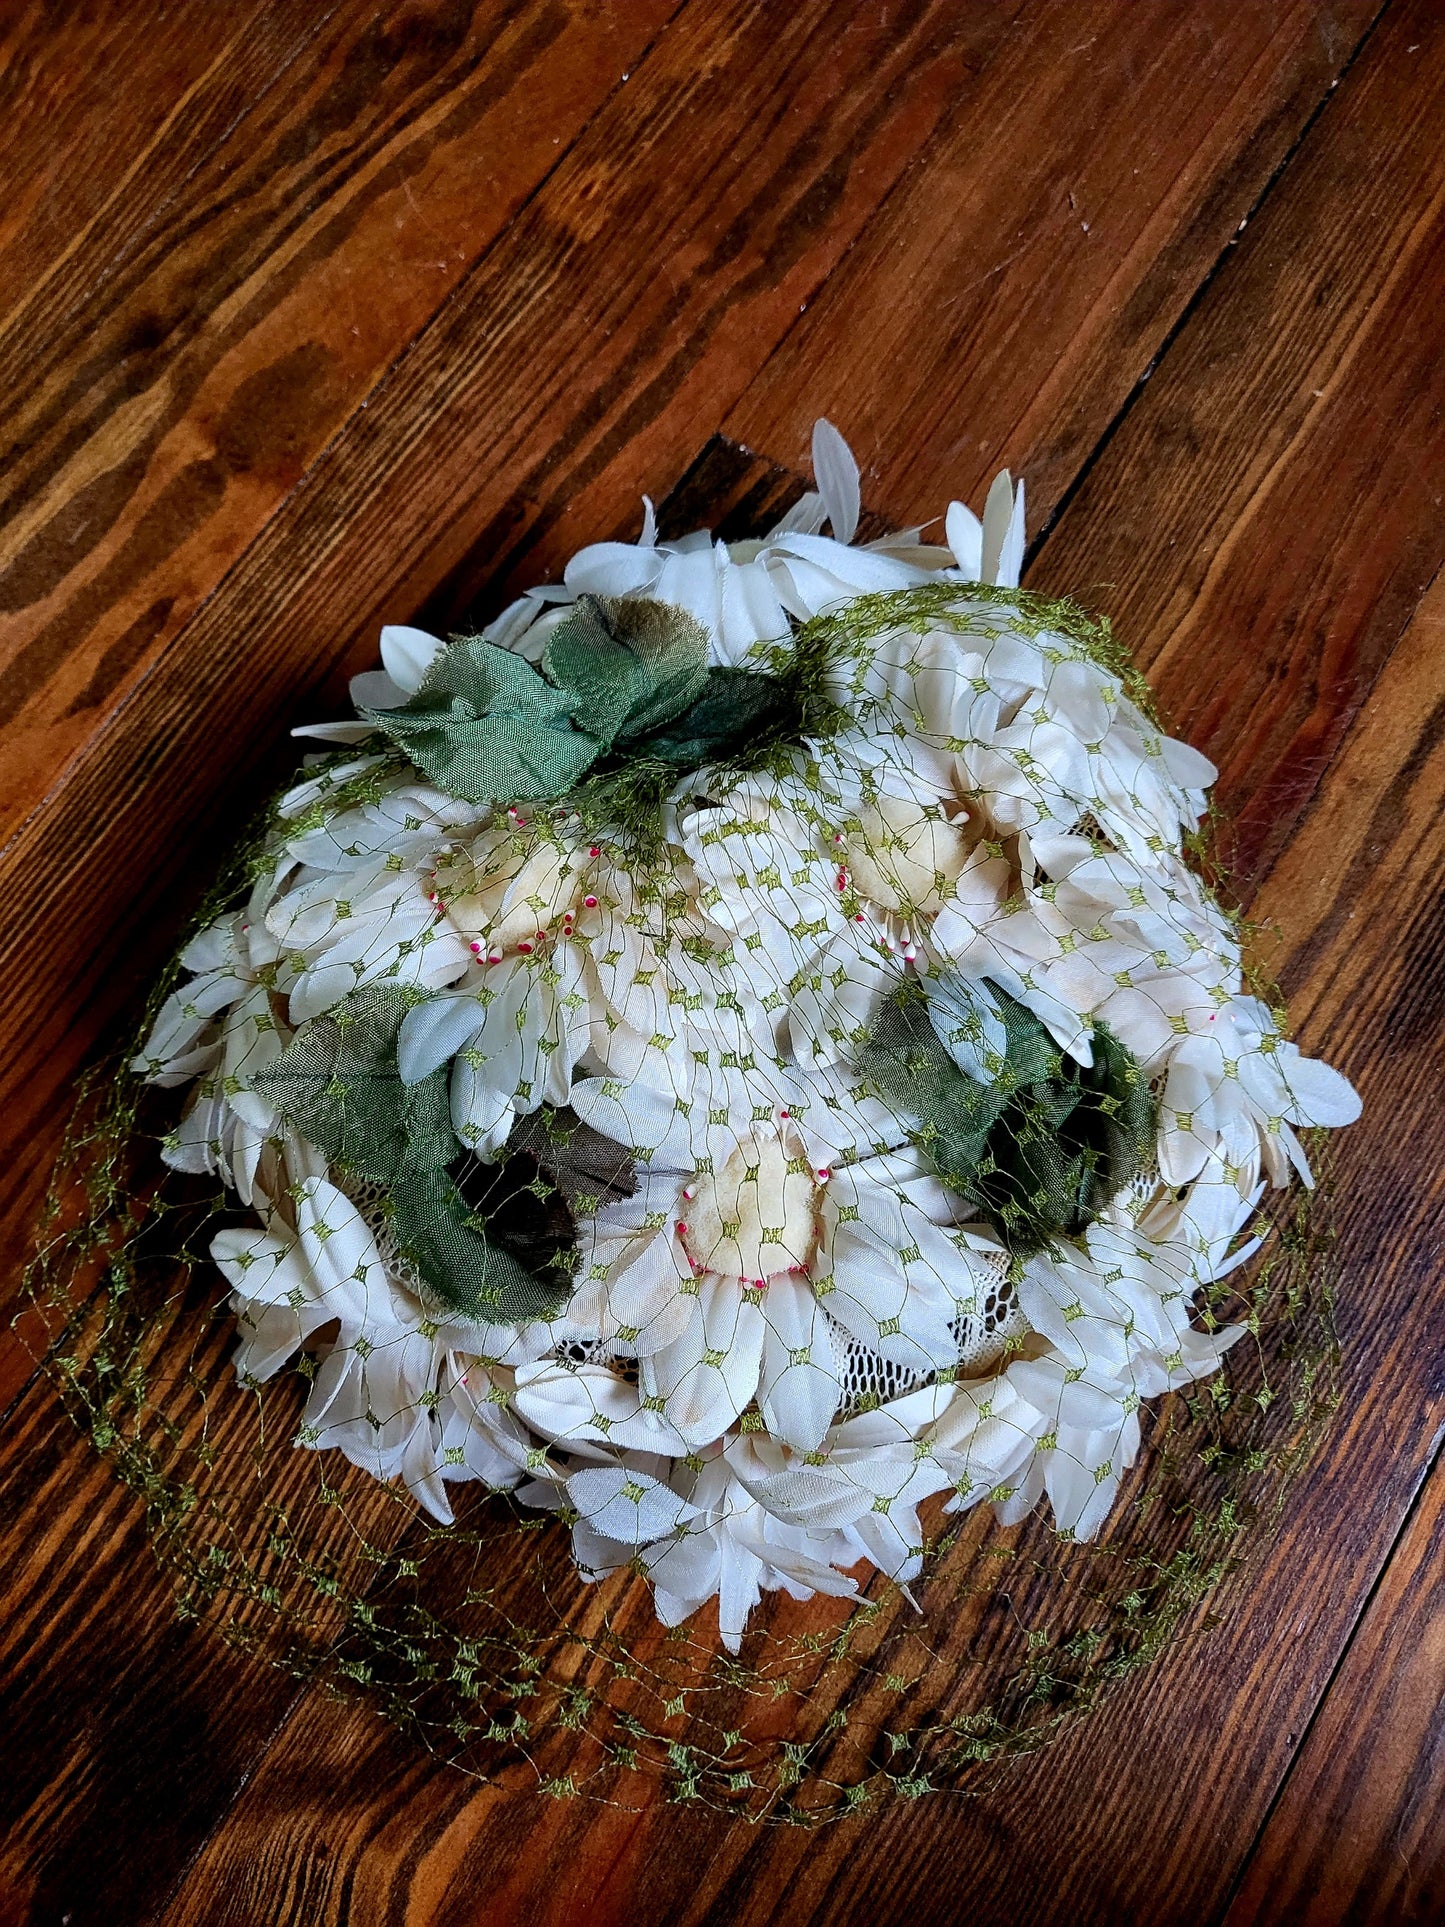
top-left (536, 1382), bottom-right (954, 1650)
top-left (832, 601), bottom-right (1215, 864)
top-left (481, 419), bottom-right (1026, 673)
top-left (561, 1056), bottom-right (999, 1452)
top-left (261, 774), bottom-right (480, 1026)
top-left (1155, 992), bottom-right (1361, 1191)
top-left (133, 874), bottom-right (295, 1203)
top-left (929, 1175), bottom-right (1260, 1539)
top-left (213, 1173), bottom-right (559, 1522)
top-left (393, 805), bottom-right (775, 1157)
top-left (680, 745), bottom-right (1025, 1066)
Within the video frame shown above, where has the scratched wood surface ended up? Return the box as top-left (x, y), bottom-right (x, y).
top-left (1, 3), bottom-right (1441, 1923)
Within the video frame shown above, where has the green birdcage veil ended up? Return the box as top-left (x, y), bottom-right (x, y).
top-left (28, 425), bottom-right (1356, 1818)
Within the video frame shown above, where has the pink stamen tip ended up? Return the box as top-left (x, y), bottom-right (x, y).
top-left (517, 940), bottom-right (533, 955)
top-left (469, 941), bottom-right (482, 953)
top-left (817, 1168), bottom-right (831, 1181)
top-left (488, 952), bottom-right (504, 964)
top-left (676, 1221), bottom-right (688, 1235)
top-left (779, 1108), bottom-right (790, 1118)
top-left (682, 1186), bottom-right (695, 1200)
top-left (854, 913), bottom-right (866, 923)
top-left (588, 845), bottom-right (602, 858)
top-left (584, 895), bottom-right (598, 908)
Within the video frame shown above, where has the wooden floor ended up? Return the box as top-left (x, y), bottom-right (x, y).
top-left (1, 2), bottom-right (1442, 1921)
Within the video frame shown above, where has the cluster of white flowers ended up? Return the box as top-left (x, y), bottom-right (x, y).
top-left (139, 424), bottom-right (1358, 1650)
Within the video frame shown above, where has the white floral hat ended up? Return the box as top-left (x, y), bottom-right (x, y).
top-left (137, 422), bottom-right (1359, 1652)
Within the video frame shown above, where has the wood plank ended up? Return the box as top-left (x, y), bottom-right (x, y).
top-left (727, 0), bottom-right (1381, 530)
top-left (0, 0), bottom-right (283, 320)
top-left (411, 0), bottom-right (1378, 640)
top-left (0, 1220), bottom-right (448, 1924)
top-left (0, 0), bottom-right (679, 843)
top-left (1022, 1), bottom-right (1445, 891)
top-left (0, 1380), bottom-right (307, 1927)
top-left (1226, 1452), bottom-right (1445, 1926)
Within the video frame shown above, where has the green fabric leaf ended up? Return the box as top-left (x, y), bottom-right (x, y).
top-left (253, 985), bottom-right (450, 1186)
top-left (857, 987), bottom-right (1012, 1181)
top-left (363, 637), bottom-right (600, 804)
top-left (358, 595), bottom-right (835, 832)
top-left (253, 986), bottom-right (573, 1323)
top-left (637, 666), bottom-right (802, 767)
top-left (391, 1170), bottom-right (561, 1323)
top-left (856, 978), bottom-right (1155, 1255)
top-left (360, 594), bottom-right (833, 839)
top-left (543, 595), bottom-right (711, 750)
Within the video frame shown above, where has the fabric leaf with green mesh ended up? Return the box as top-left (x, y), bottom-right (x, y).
top-left (252, 984), bottom-right (445, 1185)
top-left (542, 595), bottom-right (712, 749)
top-left (252, 985), bottom-right (560, 1321)
top-left (361, 595), bottom-right (836, 823)
top-left (360, 635), bottom-right (600, 804)
top-left (856, 977), bottom-right (1156, 1254)
top-left (636, 664), bottom-right (808, 767)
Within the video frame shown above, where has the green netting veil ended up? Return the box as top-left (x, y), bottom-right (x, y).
top-left (25, 424), bottom-right (1358, 1818)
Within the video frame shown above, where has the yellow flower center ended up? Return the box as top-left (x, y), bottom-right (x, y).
top-left (681, 1135), bottom-right (817, 1283)
top-left (845, 795), bottom-right (975, 917)
top-left (434, 822), bottom-right (597, 956)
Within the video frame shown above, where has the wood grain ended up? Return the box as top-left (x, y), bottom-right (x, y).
top-left (0, 0), bottom-right (678, 840)
top-left (0, 0), bottom-right (1441, 1922)
top-left (1024, 0), bottom-right (1445, 890)
top-left (0, 1382), bottom-right (304, 1927)
top-left (0, 0), bottom-right (282, 314)
top-left (0, 1207), bottom-right (457, 1925)
top-left (727, 0), bottom-right (1381, 529)
top-left (1226, 1454), bottom-right (1445, 1926)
